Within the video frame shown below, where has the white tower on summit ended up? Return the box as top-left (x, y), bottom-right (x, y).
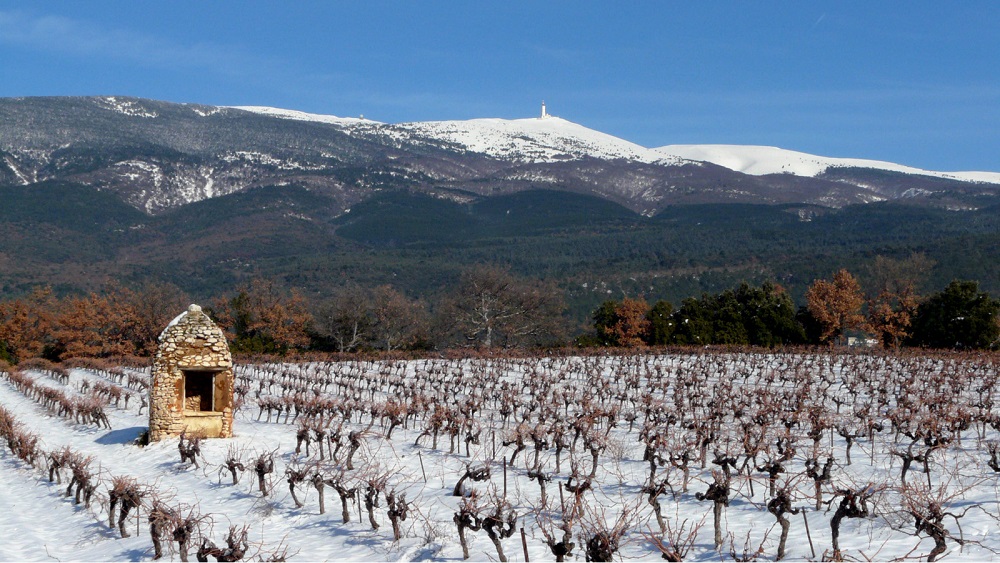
top-left (540, 101), bottom-right (548, 119)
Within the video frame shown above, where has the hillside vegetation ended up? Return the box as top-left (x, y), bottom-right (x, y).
top-left (2, 185), bottom-right (999, 327)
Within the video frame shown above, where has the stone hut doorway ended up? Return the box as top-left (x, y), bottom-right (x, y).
top-left (149, 304), bottom-right (234, 442)
top-left (183, 369), bottom-right (220, 412)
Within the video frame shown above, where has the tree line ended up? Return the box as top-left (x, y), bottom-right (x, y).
top-left (0, 265), bottom-right (566, 363)
top-left (1, 256), bottom-right (998, 364)
top-left (584, 261), bottom-right (1000, 350)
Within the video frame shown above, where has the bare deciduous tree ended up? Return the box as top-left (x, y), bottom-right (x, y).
top-left (385, 488), bottom-right (410, 541)
top-left (440, 265), bottom-right (565, 349)
top-left (253, 450), bottom-right (277, 497)
top-left (481, 493), bottom-right (517, 562)
top-left (178, 431), bottom-right (202, 468)
top-left (454, 492), bottom-right (484, 560)
top-left (695, 470), bottom-right (730, 549)
top-left (369, 285), bottom-right (429, 351)
top-left (313, 285), bottom-right (371, 353)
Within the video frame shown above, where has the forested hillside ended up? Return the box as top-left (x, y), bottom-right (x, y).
top-left (2, 183), bottom-right (999, 354)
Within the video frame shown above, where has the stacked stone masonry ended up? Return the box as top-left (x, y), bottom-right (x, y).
top-left (149, 304), bottom-right (234, 442)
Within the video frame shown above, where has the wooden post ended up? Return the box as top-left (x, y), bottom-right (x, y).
top-left (503, 457), bottom-right (508, 500)
top-left (520, 527), bottom-right (529, 562)
top-left (802, 511), bottom-right (815, 559)
top-left (418, 451), bottom-right (427, 483)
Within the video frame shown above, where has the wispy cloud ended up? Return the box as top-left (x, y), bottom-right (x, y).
top-left (0, 9), bottom-right (267, 78)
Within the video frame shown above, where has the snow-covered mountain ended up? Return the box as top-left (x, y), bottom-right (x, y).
top-left (237, 103), bottom-right (1000, 186)
top-left (654, 144), bottom-right (1000, 184)
top-left (2, 96), bottom-right (1000, 215)
top-left (392, 116), bottom-right (681, 165)
top-left (233, 106), bottom-right (678, 164)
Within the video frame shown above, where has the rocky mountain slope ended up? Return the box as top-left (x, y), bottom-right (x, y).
top-left (3, 96), bottom-right (998, 216)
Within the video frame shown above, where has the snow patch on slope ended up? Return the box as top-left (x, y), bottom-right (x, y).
top-left (94, 96), bottom-right (158, 118)
top-left (190, 105), bottom-right (224, 117)
top-left (202, 168), bottom-right (215, 198)
top-left (396, 116), bottom-right (680, 164)
top-left (3, 156), bottom-right (30, 185)
top-left (112, 160), bottom-right (165, 187)
top-left (231, 105), bottom-right (372, 126)
top-left (655, 144), bottom-right (1000, 184)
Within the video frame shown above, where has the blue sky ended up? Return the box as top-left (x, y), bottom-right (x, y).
top-left (1, 2), bottom-right (997, 171)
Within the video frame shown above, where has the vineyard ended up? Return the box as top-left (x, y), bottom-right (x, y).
top-left (1, 349), bottom-right (999, 561)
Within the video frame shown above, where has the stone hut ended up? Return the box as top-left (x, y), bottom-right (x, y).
top-left (149, 304), bottom-right (233, 442)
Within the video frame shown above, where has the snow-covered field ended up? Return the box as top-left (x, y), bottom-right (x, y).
top-left (1, 351), bottom-right (999, 562)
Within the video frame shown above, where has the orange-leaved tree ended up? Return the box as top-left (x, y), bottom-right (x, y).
top-left (212, 279), bottom-right (312, 354)
top-left (867, 286), bottom-right (920, 348)
top-left (52, 291), bottom-right (142, 359)
top-left (805, 269), bottom-right (866, 345)
top-left (0, 287), bottom-right (57, 363)
top-left (610, 297), bottom-right (651, 347)
top-left (125, 282), bottom-right (190, 356)
top-left (865, 254), bottom-right (932, 349)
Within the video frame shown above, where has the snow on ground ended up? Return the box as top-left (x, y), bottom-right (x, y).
top-left (94, 97), bottom-right (159, 119)
top-left (1, 352), bottom-right (999, 562)
top-left (231, 106), bottom-right (374, 127)
top-left (3, 155), bottom-right (31, 185)
top-left (393, 117), bottom-right (682, 165)
top-left (224, 103), bottom-right (1000, 183)
top-left (233, 104), bottom-right (681, 165)
top-left (654, 144), bottom-right (1000, 184)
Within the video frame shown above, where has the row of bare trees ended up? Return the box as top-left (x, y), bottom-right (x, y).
top-left (0, 265), bottom-right (568, 363)
top-left (0, 374), bottom-right (285, 562)
top-left (9, 347), bottom-right (992, 561)
top-left (233, 348), bottom-right (1000, 561)
top-left (1, 363), bottom-right (112, 428)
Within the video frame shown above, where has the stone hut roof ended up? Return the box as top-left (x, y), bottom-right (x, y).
top-left (161, 304), bottom-right (221, 339)
top-left (156, 304), bottom-right (231, 368)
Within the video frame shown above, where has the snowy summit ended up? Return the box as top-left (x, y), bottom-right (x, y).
top-left (233, 103), bottom-right (1000, 182)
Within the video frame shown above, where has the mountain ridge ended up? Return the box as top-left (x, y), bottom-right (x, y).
top-left (235, 103), bottom-right (1000, 183)
top-left (654, 144), bottom-right (1000, 184)
top-left (2, 96), bottom-right (999, 216)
